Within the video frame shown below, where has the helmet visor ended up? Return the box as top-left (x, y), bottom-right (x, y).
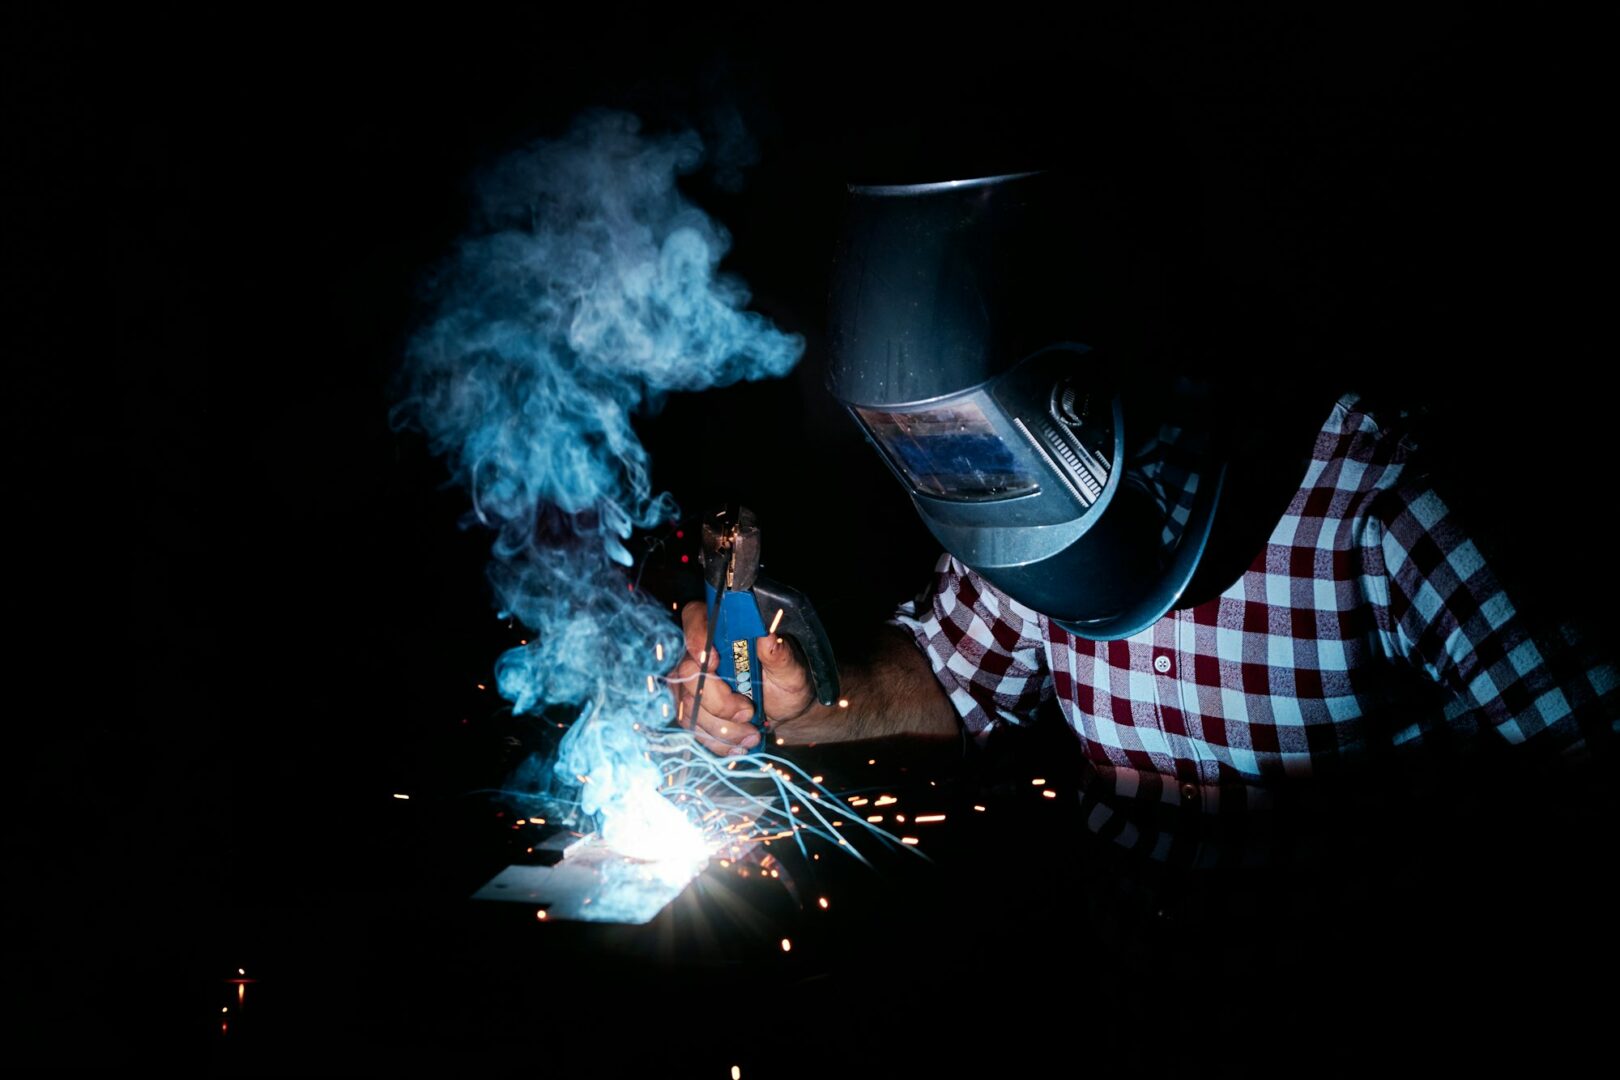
top-left (851, 391), bottom-right (1041, 503)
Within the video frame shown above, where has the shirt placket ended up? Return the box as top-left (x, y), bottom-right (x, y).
top-left (1150, 613), bottom-right (1203, 800)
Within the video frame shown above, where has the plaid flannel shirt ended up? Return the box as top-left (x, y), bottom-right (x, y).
top-left (895, 393), bottom-right (1617, 792)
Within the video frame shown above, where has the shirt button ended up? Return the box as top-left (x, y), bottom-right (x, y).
top-left (1153, 654), bottom-right (1172, 674)
top-left (1180, 782), bottom-right (1199, 803)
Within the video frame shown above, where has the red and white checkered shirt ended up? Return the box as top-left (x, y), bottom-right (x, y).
top-left (895, 393), bottom-right (1617, 788)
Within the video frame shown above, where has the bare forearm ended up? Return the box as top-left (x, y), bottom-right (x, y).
top-left (772, 625), bottom-right (959, 744)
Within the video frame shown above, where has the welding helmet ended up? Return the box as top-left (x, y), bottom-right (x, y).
top-left (826, 170), bottom-right (1227, 641)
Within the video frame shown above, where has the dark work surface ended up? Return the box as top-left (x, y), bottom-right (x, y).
top-left (9, 707), bottom-right (1611, 1074)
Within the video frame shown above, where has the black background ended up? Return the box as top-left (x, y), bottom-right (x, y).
top-left (5, 7), bottom-right (1613, 1070)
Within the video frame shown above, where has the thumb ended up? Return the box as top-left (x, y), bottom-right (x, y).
top-left (758, 634), bottom-right (800, 672)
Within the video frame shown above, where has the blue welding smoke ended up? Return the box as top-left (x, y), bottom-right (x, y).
top-left (396, 110), bottom-right (802, 861)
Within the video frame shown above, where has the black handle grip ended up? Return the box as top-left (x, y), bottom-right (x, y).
top-left (751, 575), bottom-right (841, 707)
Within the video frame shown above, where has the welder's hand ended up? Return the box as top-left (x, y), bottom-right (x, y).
top-left (672, 600), bottom-right (814, 756)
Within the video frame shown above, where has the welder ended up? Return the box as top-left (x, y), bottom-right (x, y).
top-left (670, 168), bottom-right (1615, 792)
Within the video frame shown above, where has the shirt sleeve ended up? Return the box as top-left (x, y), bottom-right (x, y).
top-left (1364, 475), bottom-right (1618, 755)
top-left (890, 552), bottom-right (1055, 741)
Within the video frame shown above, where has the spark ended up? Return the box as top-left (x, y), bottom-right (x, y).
top-left (1031, 778), bottom-right (1046, 786)
top-left (655, 642), bottom-right (664, 662)
top-left (776, 737), bottom-right (785, 746)
top-left (497, 723), bottom-right (924, 902)
top-left (973, 805), bottom-right (986, 812)
top-left (769, 608), bottom-right (785, 634)
top-left (780, 938), bottom-right (792, 953)
top-left (900, 837), bottom-right (919, 845)
top-left (874, 796), bottom-right (897, 807)
top-left (866, 815), bottom-right (884, 823)
top-left (238, 968), bottom-right (245, 976)
top-left (646, 675), bottom-right (656, 694)
top-left (848, 797), bottom-right (869, 807)
top-left (895, 814), bottom-right (905, 823)
top-left (818, 897), bottom-right (829, 909)
top-left (536, 909), bottom-right (548, 921)
top-left (1043, 790), bottom-right (1057, 799)
top-left (392, 793), bottom-right (410, 800)
top-left (867, 758), bottom-right (875, 765)
top-left (732, 1069), bottom-right (742, 1080)
top-left (476, 683), bottom-right (486, 691)
top-left (915, 814), bottom-right (946, 823)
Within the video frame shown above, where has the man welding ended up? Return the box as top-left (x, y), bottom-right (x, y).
top-left (671, 169), bottom-right (1615, 797)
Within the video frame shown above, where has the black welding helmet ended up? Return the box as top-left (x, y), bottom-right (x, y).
top-left (827, 171), bottom-right (1227, 641)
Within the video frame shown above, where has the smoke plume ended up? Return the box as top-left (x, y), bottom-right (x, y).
top-left (395, 110), bottom-right (802, 860)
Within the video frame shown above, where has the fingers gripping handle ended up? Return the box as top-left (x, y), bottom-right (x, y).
top-left (706, 582), bottom-right (767, 729)
top-left (752, 575), bottom-right (842, 707)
